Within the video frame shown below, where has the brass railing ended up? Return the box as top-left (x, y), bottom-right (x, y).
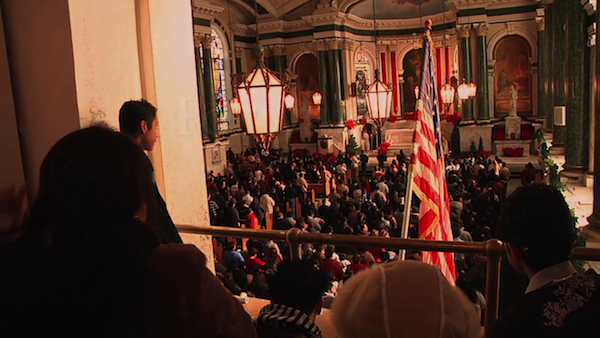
top-left (178, 225), bottom-right (600, 336)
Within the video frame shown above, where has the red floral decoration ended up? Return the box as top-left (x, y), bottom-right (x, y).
top-left (311, 132), bottom-right (318, 143)
top-left (504, 147), bottom-right (525, 157)
top-left (291, 130), bottom-right (301, 143)
top-left (492, 125), bottom-right (505, 141)
top-left (313, 152), bottom-right (324, 160)
top-left (404, 112), bottom-right (416, 120)
top-left (346, 120), bottom-right (356, 130)
top-left (326, 152), bottom-right (337, 163)
top-left (451, 115), bottom-right (462, 124)
top-left (380, 141), bottom-right (391, 149)
top-left (359, 118), bottom-right (368, 125)
top-left (521, 124), bottom-right (534, 139)
top-left (387, 115), bottom-right (398, 123)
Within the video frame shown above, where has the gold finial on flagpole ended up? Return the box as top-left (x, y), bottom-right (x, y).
top-left (424, 19), bottom-right (433, 33)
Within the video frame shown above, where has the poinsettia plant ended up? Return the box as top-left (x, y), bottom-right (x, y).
top-left (504, 147), bottom-right (525, 157)
top-left (521, 124), bottom-right (534, 139)
top-left (492, 125), bottom-right (505, 141)
top-left (346, 120), bottom-right (356, 130)
top-left (387, 115), bottom-right (398, 123)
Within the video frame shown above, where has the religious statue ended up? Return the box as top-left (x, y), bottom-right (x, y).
top-left (299, 97), bottom-right (313, 142)
top-left (509, 85), bottom-right (518, 117)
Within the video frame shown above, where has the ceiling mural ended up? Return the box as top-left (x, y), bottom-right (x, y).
top-left (348, 0), bottom-right (447, 20)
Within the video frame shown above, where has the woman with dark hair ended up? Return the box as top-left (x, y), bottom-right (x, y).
top-left (0, 126), bottom-right (255, 337)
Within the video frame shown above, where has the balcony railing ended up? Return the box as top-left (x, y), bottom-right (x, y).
top-left (178, 225), bottom-right (600, 336)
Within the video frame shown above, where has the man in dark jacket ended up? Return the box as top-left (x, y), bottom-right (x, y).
top-left (489, 184), bottom-right (600, 338)
top-left (119, 100), bottom-right (182, 244)
top-left (254, 260), bottom-right (329, 338)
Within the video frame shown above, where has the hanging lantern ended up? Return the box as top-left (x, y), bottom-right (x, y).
top-left (467, 82), bottom-right (477, 97)
top-left (440, 81), bottom-right (455, 106)
top-left (312, 91), bottom-right (322, 105)
top-left (230, 97), bottom-right (241, 116)
top-left (457, 79), bottom-right (470, 101)
top-left (285, 93), bottom-right (295, 110)
top-left (237, 47), bottom-right (284, 148)
top-left (414, 86), bottom-right (420, 100)
top-left (366, 69), bottom-right (393, 127)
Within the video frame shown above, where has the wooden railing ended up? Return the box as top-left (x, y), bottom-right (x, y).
top-left (177, 225), bottom-right (600, 336)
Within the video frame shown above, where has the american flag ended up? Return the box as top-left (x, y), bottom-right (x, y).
top-left (409, 28), bottom-right (456, 285)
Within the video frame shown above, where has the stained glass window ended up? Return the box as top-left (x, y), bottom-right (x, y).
top-left (211, 29), bottom-right (229, 131)
top-left (354, 52), bottom-right (372, 115)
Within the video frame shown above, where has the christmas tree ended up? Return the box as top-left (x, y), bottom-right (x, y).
top-left (346, 134), bottom-right (361, 155)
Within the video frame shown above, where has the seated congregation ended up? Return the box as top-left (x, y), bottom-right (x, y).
top-left (0, 99), bottom-right (598, 338)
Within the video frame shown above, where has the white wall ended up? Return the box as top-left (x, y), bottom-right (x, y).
top-left (69, 0), bottom-right (143, 127)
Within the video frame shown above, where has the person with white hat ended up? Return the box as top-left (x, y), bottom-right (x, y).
top-left (331, 260), bottom-right (481, 338)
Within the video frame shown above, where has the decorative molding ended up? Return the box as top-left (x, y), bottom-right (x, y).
top-left (447, 0), bottom-right (537, 10)
top-left (269, 44), bottom-right (287, 56)
top-left (235, 47), bottom-right (243, 58)
top-left (457, 24), bottom-right (471, 38)
top-left (200, 34), bottom-right (213, 48)
top-left (536, 17), bottom-right (545, 31)
top-left (507, 22), bottom-right (515, 35)
top-left (342, 39), bottom-right (355, 51)
top-left (588, 23), bottom-right (597, 47)
top-left (192, 0), bottom-right (224, 16)
top-left (314, 39), bottom-right (328, 51)
top-left (475, 23), bottom-right (489, 36)
top-left (193, 33), bottom-right (203, 49)
top-left (582, 0), bottom-right (597, 16)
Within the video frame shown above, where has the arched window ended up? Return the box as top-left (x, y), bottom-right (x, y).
top-left (354, 51), bottom-right (372, 115)
top-left (211, 29), bottom-right (229, 131)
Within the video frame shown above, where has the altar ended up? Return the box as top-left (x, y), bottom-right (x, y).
top-left (382, 120), bottom-right (416, 155)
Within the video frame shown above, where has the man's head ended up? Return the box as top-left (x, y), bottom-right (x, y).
top-left (497, 184), bottom-right (575, 276)
top-left (268, 260), bottom-right (330, 317)
top-left (119, 100), bottom-right (159, 151)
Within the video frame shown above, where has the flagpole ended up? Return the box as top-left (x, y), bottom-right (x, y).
top-left (399, 138), bottom-right (418, 260)
top-left (400, 20), bottom-right (432, 261)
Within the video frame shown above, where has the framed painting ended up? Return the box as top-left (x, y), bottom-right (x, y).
top-left (493, 35), bottom-right (532, 116)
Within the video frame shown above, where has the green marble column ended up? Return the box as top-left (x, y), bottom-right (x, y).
top-left (546, 3), bottom-right (555, 129)
top-left (202, 36), bottom-right (218, 140)
top-left (590, 6), bottom-right (600, 228)
top-left (339, 49), bottom-right (347, 101)
top-left (476, 25), bottom-right (489, 119)
top-left (458, 26), bottom-right (474, 120)
top-left (537, 18), bottom-right (548, 120)
top-left (318, 49), bottom-right (329, 123)
top-left (553, 0), bottom-right (567, 146)
top-left (194, 37), bottom-right (209, 140)
top-left (564, 0), bottom-right (589, 173)
top-left (328, 45), bottom-right (343, 124)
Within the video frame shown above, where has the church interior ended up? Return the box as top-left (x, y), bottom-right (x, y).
top-left (2, 0), bottom-right (600, 336)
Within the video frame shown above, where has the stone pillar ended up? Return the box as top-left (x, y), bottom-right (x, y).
top-left (545, 1), bottom-right (555, 129)
top-left (537, 16), bottom-right (548, 121)
top-left (553, 0), bottom-right (567, 147)
top-left (476, 24), bottom-right (489, 120)
top-left (584, 0), bottom-right (600, 237)
top-left (563, 0), bottom-right (589, 177)
top-left (458, 25), bottom-right (474, 120)
top-left (327, 38), bottom-right (343, 125)
top-left (235, 47), bottom-right (243, 73)
top-left (586, 26), bottom-right (597, 187)
top-left (316, 40), bottom-right (329, 123)
top-left (194, 33), bottom-right (209, 140)
top-left (200, 34), bottom-right (218, 140)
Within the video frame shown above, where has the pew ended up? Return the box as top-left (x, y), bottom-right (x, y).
top-left (295, 197), bottom-right (302, 218)
top-left (212, 238), bottom-right (223, 263)
top-left (265, 212), bottom-right (273, 230)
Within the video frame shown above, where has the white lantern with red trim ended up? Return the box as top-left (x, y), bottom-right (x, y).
top-left (284, 93), bottom-right (295, 110)
top-left (366, 69), bottom-right (393, 126)
top-left (237, 47), bottom-right (284, 140)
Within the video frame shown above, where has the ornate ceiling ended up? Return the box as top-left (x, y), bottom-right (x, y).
top-left (220, 0), bottom-right (449, 23)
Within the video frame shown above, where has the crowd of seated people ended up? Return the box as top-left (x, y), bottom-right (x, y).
top-left (1, 99), bottom-right (599, 337)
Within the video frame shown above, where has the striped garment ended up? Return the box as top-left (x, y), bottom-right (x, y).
top-left (409, 27), bottom-right (457, 285)
top-left (254, 303), bottom-right (322, 338)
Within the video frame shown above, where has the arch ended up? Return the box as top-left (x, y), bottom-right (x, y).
top-left (487, 28), bottom-right (538, 63)
top-left (295, 53), bottom-right (320, 121)
top-left (290, 50), bottom-right (317, 72)
top-left (492, 35), bottom-right (533, 117)
top-left (402, 47), bottom-right (423, 113)
top-left (353, 47), bottom-right (375, 115)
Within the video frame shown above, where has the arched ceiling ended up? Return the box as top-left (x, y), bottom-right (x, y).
top-left (348, 0), bottom-right (448, 20)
